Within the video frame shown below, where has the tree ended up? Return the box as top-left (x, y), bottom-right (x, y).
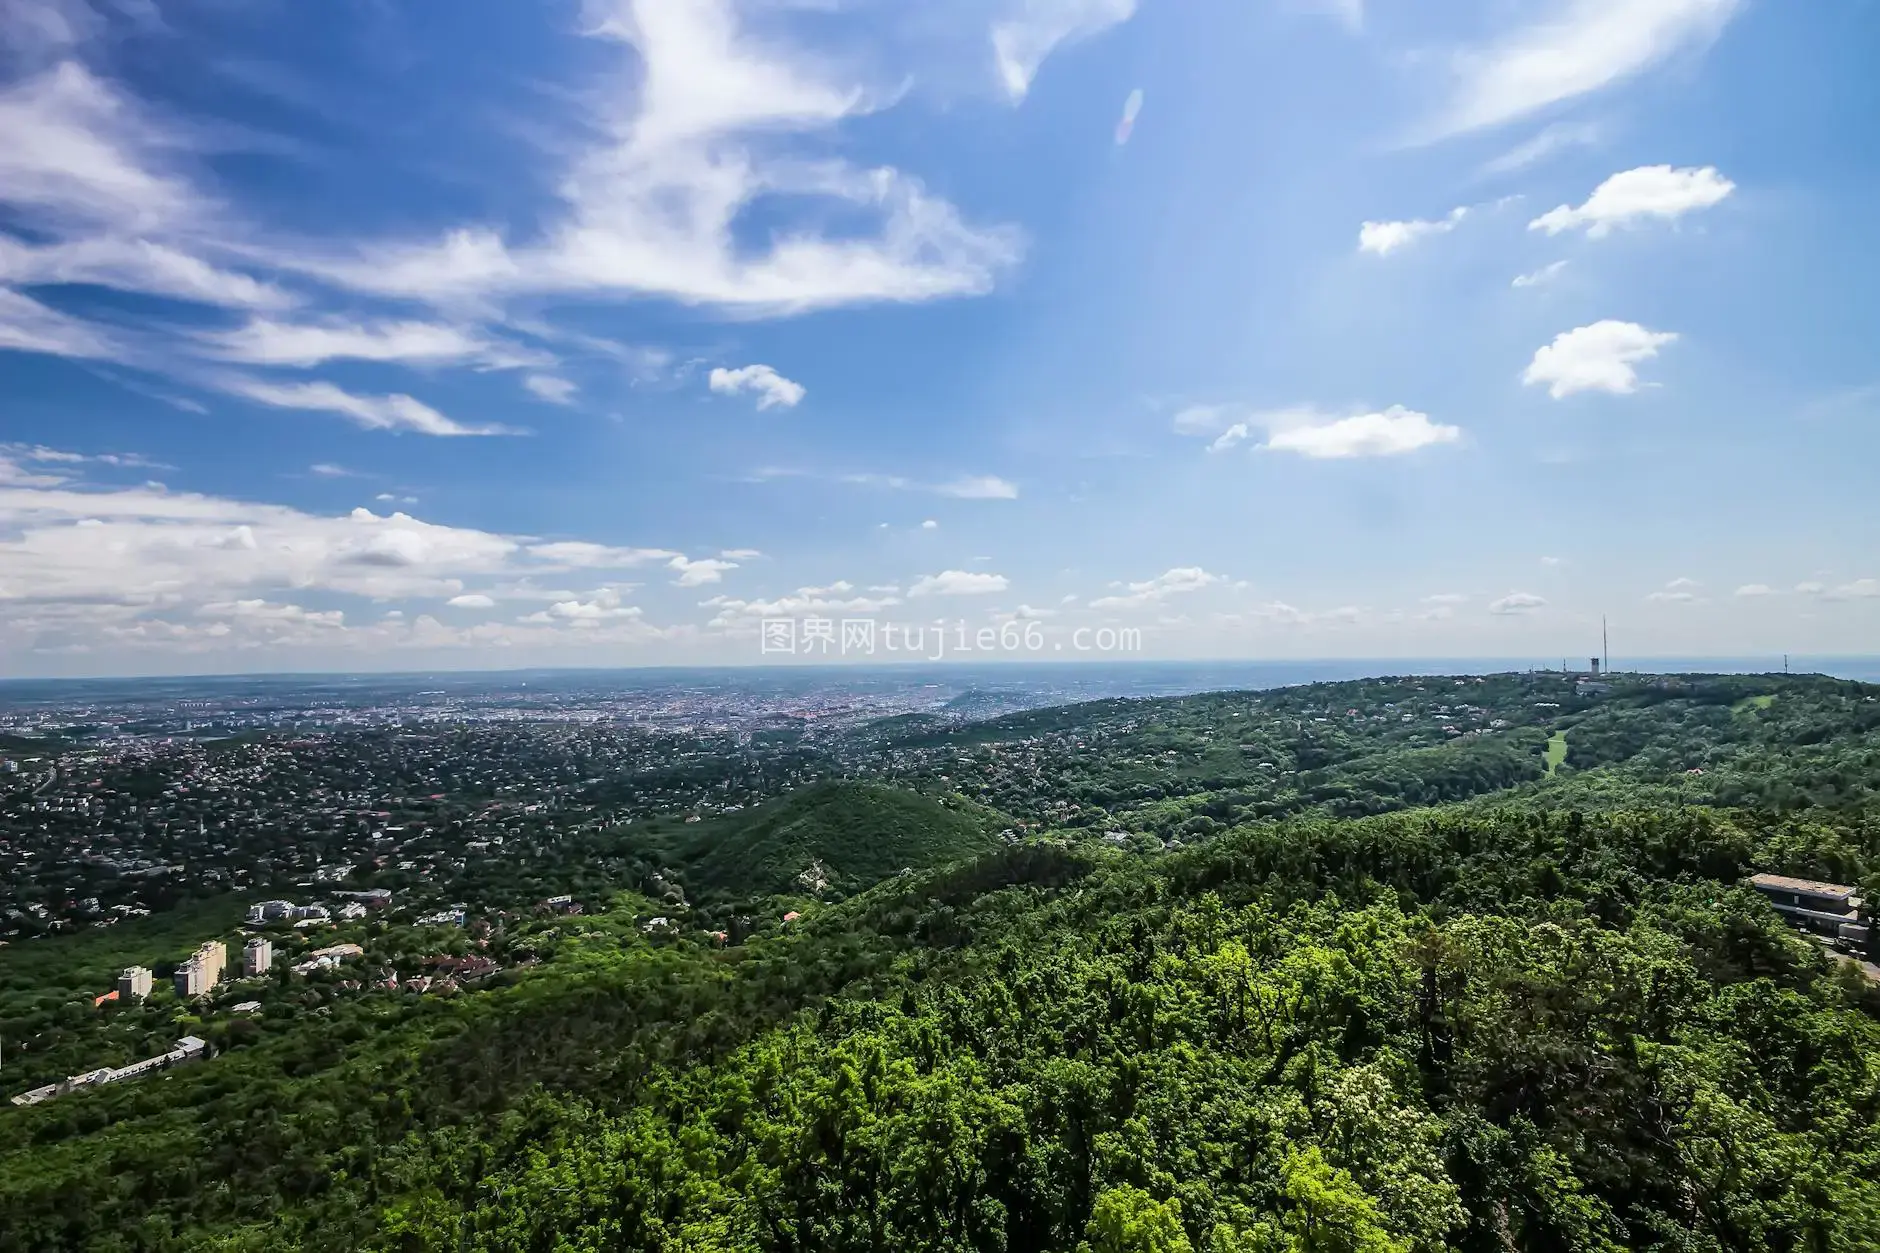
top-left (1085, 1185), bottom-right (1194, 1253)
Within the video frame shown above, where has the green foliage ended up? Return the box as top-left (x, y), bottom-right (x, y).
top-left (678, 780), bottom-right (1006, 898)
top-left (5, 673), bottom-right (1880, 1251)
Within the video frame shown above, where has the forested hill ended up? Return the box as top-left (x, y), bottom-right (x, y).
top-left (2, 671), bottom-right (1879, 1251)
top-left (675, 780), bottom-right (1005, 899)
top-left (867, 670), bottom-right (1880, 834)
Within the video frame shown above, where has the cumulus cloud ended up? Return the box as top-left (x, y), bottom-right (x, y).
top-left (668, 555), bottom-right (738, 587)
top-left (701, 585), bottom-right (902, 630)
top-left (1208, 424), bottom-right (1252, 453)
top-left (1425, 0), bottom-right (1741, 140)
top-left (1522, 320), bottom-right (1677, 398)
top-left (1734, 583), bottom-right (1776, 597)
top-left (1091, 567), bottom-right (1221, 610)
top-left (1357, 207), bottom-right (1467, 256)
top-left (447, 593), bottom-right (496, 609)
top-left (1646, 577), bottom-right (1702, 602)
top-left (992, 0), bottom-right (1137, 101)
top-left (1264, 406), bottom-right (1461, 459)
top-left (1176, 403), bottom-right (1460, 459)
top-left (1488, 591), bottom-right (1546, 614)
top-left (519, 586), bottom-right (641, 627)
top-left (708, 363), bottom-right (805, 410)
top-left (1530, 165), bottom-right (1735, 236)
top-left (1824, 578), bottom-right (1880, 601)
top-left (908, 570), bottom-right (1010, 596)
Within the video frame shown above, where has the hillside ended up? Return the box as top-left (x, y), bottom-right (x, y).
top-left (3, 673), bottom-right (1879, 1251)
top-left (677, 780), bottom-right (1007, 898)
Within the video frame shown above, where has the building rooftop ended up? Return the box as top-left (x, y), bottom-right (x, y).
top-left (1750, 872), bottom-right (1857, 900)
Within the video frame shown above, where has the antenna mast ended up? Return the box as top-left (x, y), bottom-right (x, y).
top-left (1602, 616), bottom-right (1609, 675)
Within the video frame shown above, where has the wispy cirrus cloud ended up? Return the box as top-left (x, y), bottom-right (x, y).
top-left (215, 377), bottom-right (521, 437)
top-left (991, 0), bottom-right (1136, 101)
top-left (1422, 0), bottom-right (1740, 141)
top-left (280, 0), bottom-right (1021, 315)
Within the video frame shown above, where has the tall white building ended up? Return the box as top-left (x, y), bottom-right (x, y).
top-left (243, 937), bottom-right (273, 977)
top-left (117, 966), bottom-right (153, 1001)
top-left (173, 941), bottom-right (227, 998)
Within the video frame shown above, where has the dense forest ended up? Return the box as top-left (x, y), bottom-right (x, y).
top-left (3, 671), bottom-right (1879, 1251)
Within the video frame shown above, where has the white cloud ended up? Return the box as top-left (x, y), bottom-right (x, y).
top-left (1795, 581), bottom-right (1826, 595)
top-left (447, 593), bottom-right (496, 609)
top-left (921, 519), bottom-right (939, 530)
top-left (719, 548), bottom-right (762, 559)
top-left (760, 467), bottom-right (1018, 499)
top-left (935, 475), bottom-right (1019, 500)
top-left (197, 599), bottom-right (345, 629)
top-left (1428, 0), bottom-right (1740, 139)
top-left (909, 570), bottom-right (1010, 596)
top-left (1091, 566), bottom-right (1221, 610)
top-left (0, 286), bottom-right (119, 359)
top-left (199, 318), bottom-right (531, 368)
top-left (1522, 320), bottom-right (1677, 398)
top-left (527, 541), bottom-right (677, 568)
top-left (0, 236), bottom-right (291, 309)
top-left (709, 363), bottom-right (805, 410)
top-left (1646, 578), bottom-right (1701, 603)
top-left (1530, 165), bottom-right (1734, 237)
top-left (1489, 591), bottom-right (1546, 614)
top-left (0, 61), bottom-right (199, 233)
top-left (289, 0), bottom-right (1021, 315)
top-left (1357, 207), bottom-right (1467, 256)
top-left (1824, 578), bottom-right (1880, 601)
top-left (520, 586), bottom-right (641, 627)
top-left (524, 375), bottom-right (578, 405)
top-left (1264, 406), bottom-right (1461, 459)
top-left (702, 585), bottom-right (901, 629)
top-left (1422, 593), bottom-right (1469, 605)
top-left (1540, 556), bottom-right (1564, 567)
top-left (217, 377), bottom-right (518, 437)
top-left (1482, 121), bottom-right (1603, 175)
top-left (1512, 260), bottom-right (1569, 288)
top-left (1171, 404), bottom-right (1234, 436)
top-left (992, 0), bottom-right (1137, 101)
top-left (1734, 583), bottom-right (1776, 597)
top-left (668, 555), bottom-right (738, 587)
top-left (1208, 424), bottom-right (1251, 453)
top-left (308, 463), bottom-right (358, 478)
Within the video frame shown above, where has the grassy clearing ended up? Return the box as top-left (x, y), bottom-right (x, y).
top-left (1543, 731), bottom-right (1569, 776)
top-left (1733, 694), bottom-right (1778, 714)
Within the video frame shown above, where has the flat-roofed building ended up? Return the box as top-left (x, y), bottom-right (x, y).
top-left (243, 937), bottom-right (273, 977)
top-left (1749, 872), bottom-right (1870, 947)
top-left (117, 966), bottom-right (153, 1001)
top-left (173, 941), bottom-right (227, 998)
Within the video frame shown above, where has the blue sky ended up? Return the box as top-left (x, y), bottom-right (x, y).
top-left (2, 0), bottom-right (1877, 676)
